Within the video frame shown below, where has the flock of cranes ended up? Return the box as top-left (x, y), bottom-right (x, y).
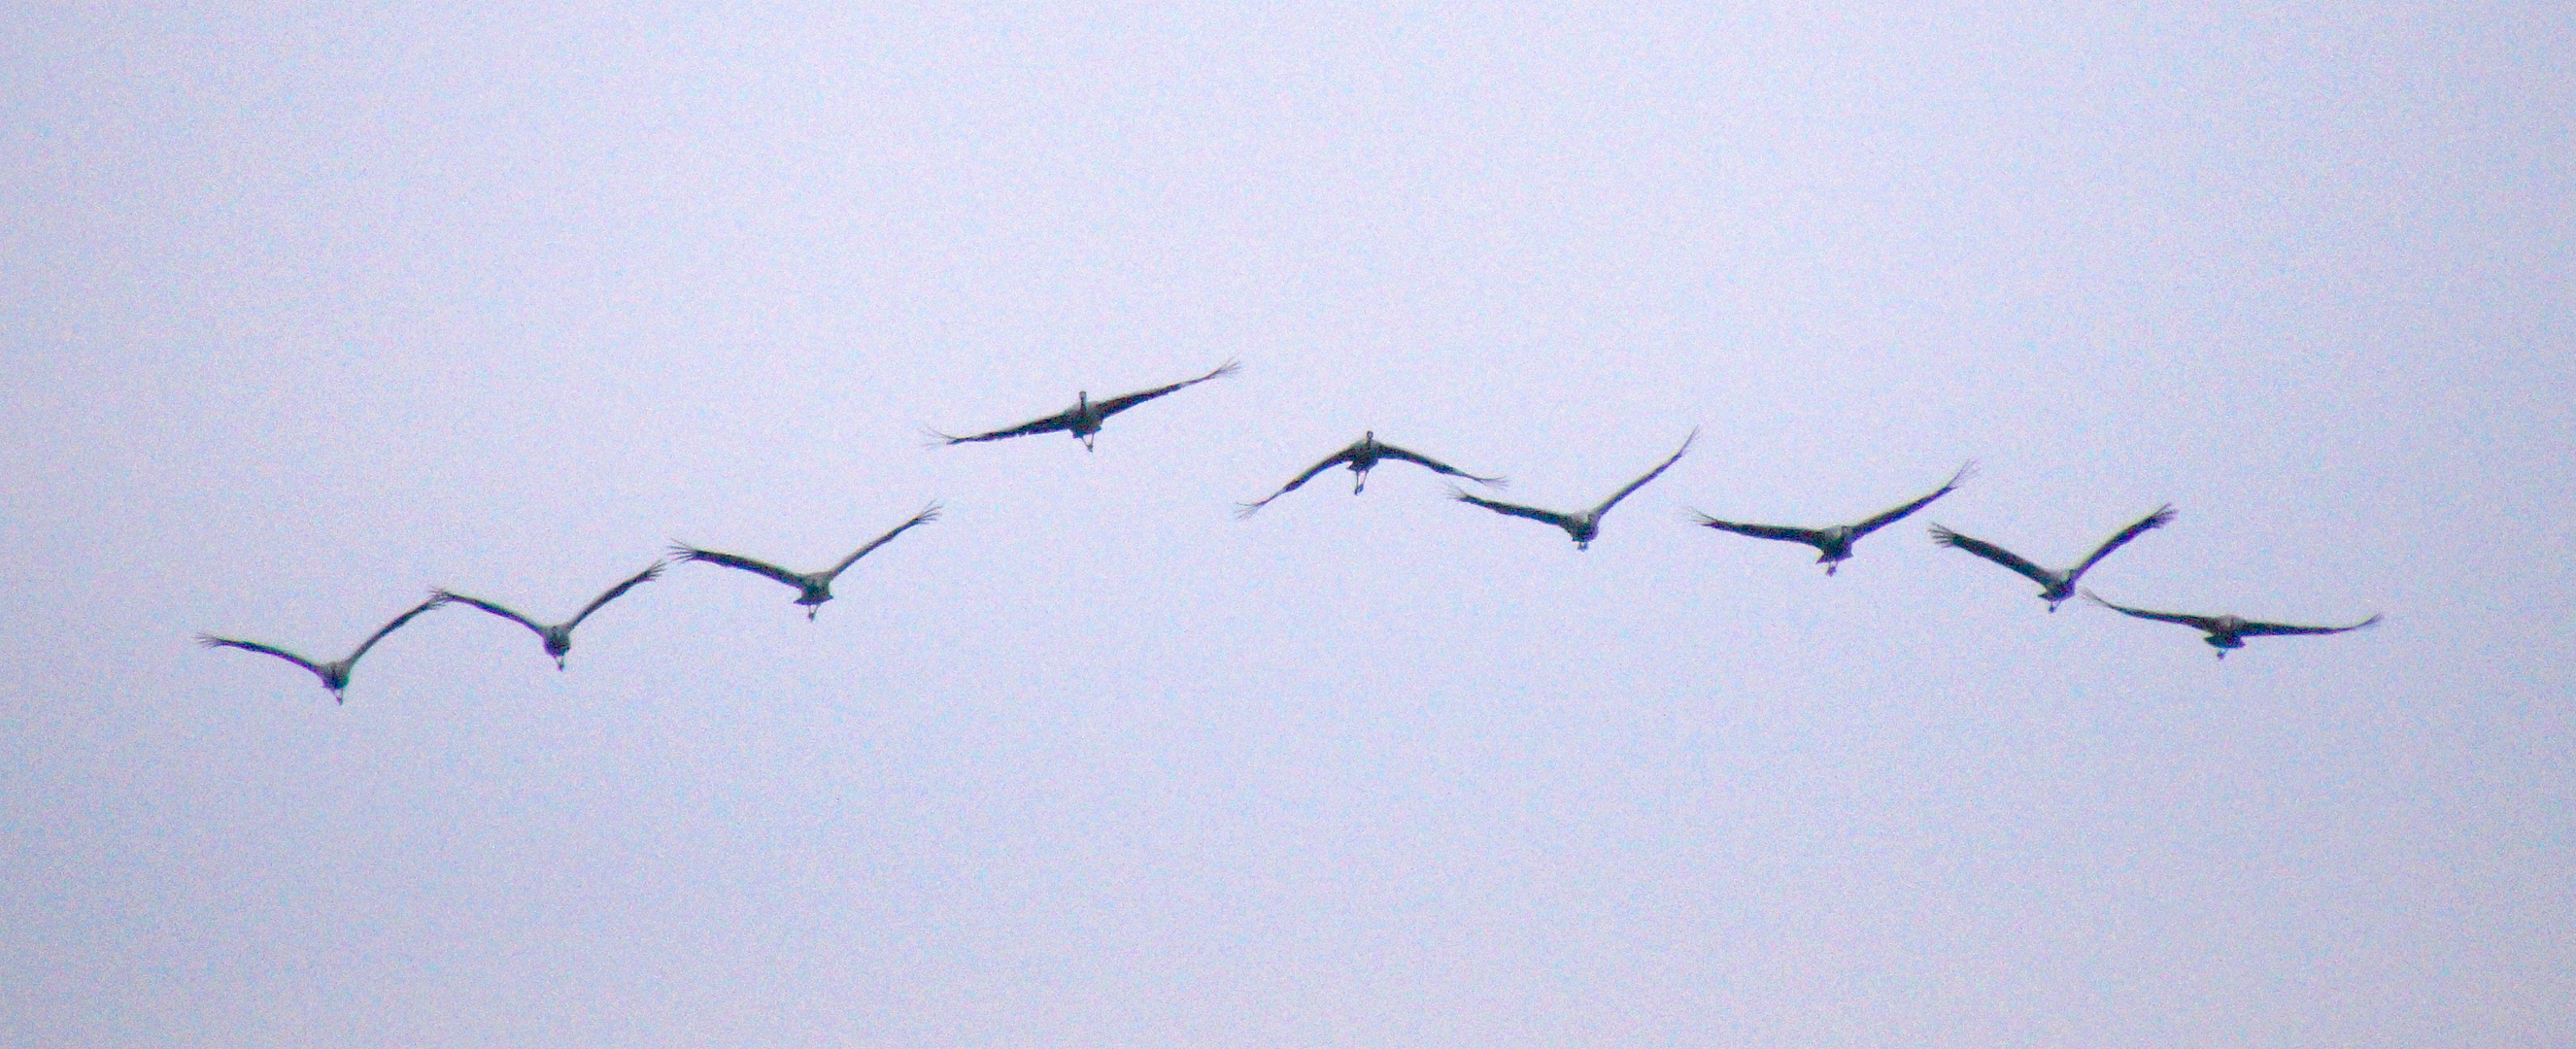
top-left (197, 360), bottom-right (2383, 702)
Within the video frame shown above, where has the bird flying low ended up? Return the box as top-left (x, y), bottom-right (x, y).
top-left (2083, 590), bottom-right (2382, 659)
top-left (928, 360), bottom-right (1240, 451)
top-left (1687, 462), bottom-right (1973, 575)
top-left (1930, 504), bottom-right (2176, 611)
top-left (1237, 430), bottom-right (1505, 517)
top-left (435, 560), bottom-right (665, 669)
top-left (670, 503), bottom-right (940, 620)
top-left (197, 594), bottom-right (450, 703)
top-left (1449, 429), bottom-right (1696, 550)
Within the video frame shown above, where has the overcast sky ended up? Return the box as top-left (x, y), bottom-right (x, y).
top-left (5, 2), bottom-right (2571, 1046)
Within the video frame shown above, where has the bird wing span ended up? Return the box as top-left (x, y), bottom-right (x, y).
top-left (2067, 504), bottom-right (2177, 580)
top-left (1236, 447), bottom-right (1356, 517)
top-left (1592, 429), bottom-right (1696, 515)
top-left (435, 591), bottom-right (548, 635)
top-left (671, 545), bottom-right (808, 588)
top-left (1690, 513), bottom-right (1819, 545)
top-left (1451, 489), bottom-right (1576, 528)
top-left (568, 560), bottom-right (666, 627)
top-left (930, 411), bottom-right (1075, 444)
top-left (1928, 524), bottom-right (2057, 586)
top-left (347, 595), bottom-right (449, 663)
top-left (1092, 359), bottom-right (1240, 419)
top-left (2237, 613), bottom-right (2383, 637)
top-left (827, 503), bottom-right (942, 579)
top-left (1852, 461), bottom-right (1973, 537)
top-left (1376, 442), bottom-right (1503, 484)
top-left (197, 635), bottom-right (323, 674)
top-left (2082, 591), bottom-right (2220, 630)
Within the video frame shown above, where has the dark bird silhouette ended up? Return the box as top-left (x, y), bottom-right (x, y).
top-left (1448, 430), bottom-right (1695, 550)
top-left (1237, 430), bottom-right (1505, 517)
top-left (1930, 504), bottom-right (2176, 611)
top-left (671, 503), bottom-right (940, 620)
top-left (435, 561), bottom-right (665, 669)
top-left (928, 360), bottom-right (1240, 451)
top-left (1687, 462), bottom-right (1973, 575)
top-left (2084, 590), bottom-right (2382, 659)
top-left (197, 594), bottom-right (449, 703)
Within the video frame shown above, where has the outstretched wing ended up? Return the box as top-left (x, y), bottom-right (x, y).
top-left (566, 560), bottom-right (666, 628)
top-left (1928, 524), bottom-right (2057, 587)
top-left (2237, 613), bottom-right (2383, 638)
top-left (1236, 445), bottom-right (1358, 517)
top-left (434, 590), bottom-right (549, 636)
top-left (825, 502), bottom-right (943, 580)
top-left (345, 594), bottom-right (449, 664)
top-left (1092, 359), bottom-right (1240, 419)
top-left (670, 544), bottom-right (807, 589)
top-left (1374, 442), bottom-right (1505, 485)
top-left (926, 411), bottom-right (1075, 445)
top-left (1689, 512), bottom-right (1821, 545)
top-left (2082, 590), bottom-right (2222, 631)
top-left (2066, 504), bottom-right (2177, 581)
top-left (1451, 488), bottom-right (1577, 529)
top-left (1591, 428), bottom-right (1697, 516)
top-left (197, 634), bottom-right (323, 675)
top-left (1851, 461), bottom-right (1973, 538)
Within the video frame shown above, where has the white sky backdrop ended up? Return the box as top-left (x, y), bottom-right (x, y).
top-left (5, 2), bottom-right (2571, 1046)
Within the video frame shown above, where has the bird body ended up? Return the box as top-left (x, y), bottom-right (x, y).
top-left (671, 504), bottom-right (940, 620)
top-left (1237, 430), bottom-right (1505, 516)
top-left (929, 361), bottom-right (1239, 451)
top-left (437, 560), bottom-right (664, 668)
top-left (1931, 504), bottom-right (2175, 611)
top-left (1689, 462), bottom-right (1973, 574)
top-left (1449, 430), bottom-right (1695, 550)
top-left (2084, 590), bottom-right (2382, 659)
top-left (197, 594), bottom-right (449, 702)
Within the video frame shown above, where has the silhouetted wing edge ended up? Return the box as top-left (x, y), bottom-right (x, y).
top-left (1593, 428), bottom-right (1696, 514)
top-left (1376, 443), bottom-right (1504, 485)
top-left (1093, 359), bottom-right (1241, 418)
top-left (827, 503), bottom-right (943, 578)
top-left (567, 560), bottom-right (667, 627)
top-left (2067, 504), bottom-right (2177, 579)
top-left (2238, 613), bottom-right (2383, 637)
top-left (670, 545), bottom-right (808, 588)
top-left (1452, 488), bottom-right (1576, 527)
top-left (196, 635), bottom-right (323, 674)
top-left (1929, 524), bottom-right (2056, 586)
top-left (434, 591), bottom-right (549, 635)
top-left (2082, 590), bottom-right (2220, 630)
top-left (1689, 513), bottom-right (1819, 544)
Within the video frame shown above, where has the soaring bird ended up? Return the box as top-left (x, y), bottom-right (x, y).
top-left (1237, 431), bottom-right (1505, 517)
top-left (671, 503), bottom-right (940, 620)
top-left (197, 594), bottom-right (450, 703)
top-left (1687, 462), bottom-right (1973, 575)
top-left (928, 360), bottom-right (1240, 451)
top-left (1448, 430), bottom-right (1695, 550)
top-left (1930, 504), bottom-right (2176, 611)
top-left (2084, 590), bottom-right (2382, 659)
top-left (434, 561), bottom-right (665, 669)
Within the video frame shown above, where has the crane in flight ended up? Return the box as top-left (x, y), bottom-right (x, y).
top-left (435, 561), bottom-right (665, 669)
top-left (1687, 462), bottom-right (1972, 575)
top-left (1448, 429), bottom-right (1694, 550)
top-left (671, 503), bottom-right (940, 620)
top-left (928, 361), bottom-right (1239, 451)
top-left (1237, 431), bottom-right (1505, 517)
top-left (2084, 591), bottom-right (2382, 659)
top-left (1929, 504), bottom-right (2176, 611)
top-left (197, 594), bottom-right (450, 703)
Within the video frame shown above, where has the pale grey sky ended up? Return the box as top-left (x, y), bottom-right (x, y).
top-left (5, 2), bottom-right (2571, 1046)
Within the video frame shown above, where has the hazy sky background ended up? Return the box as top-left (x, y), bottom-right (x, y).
top-left (5, 2), bottom-right (2571, 1045)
